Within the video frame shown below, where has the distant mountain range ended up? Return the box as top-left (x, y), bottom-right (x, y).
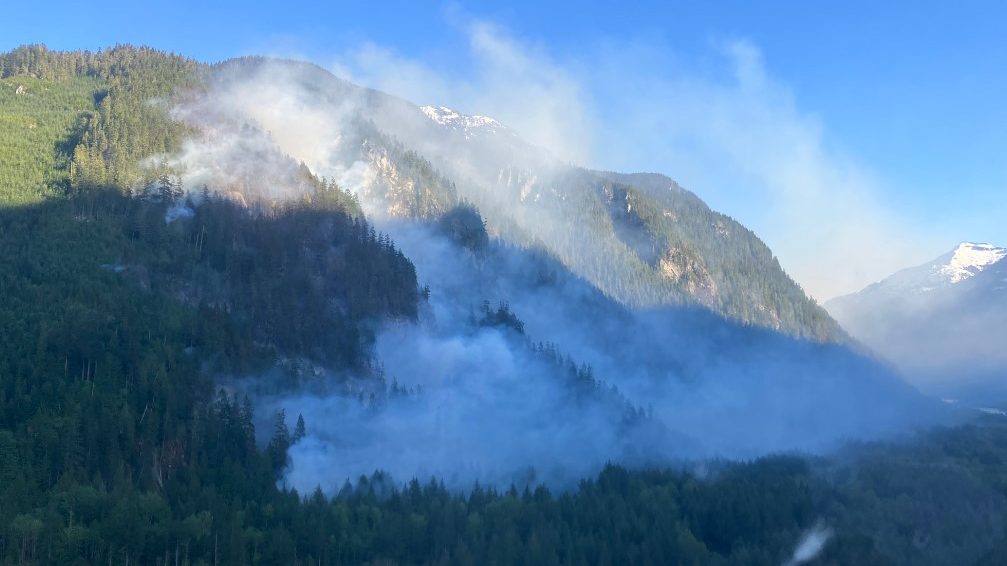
top-left (826, 242), bottom-right (1007, 395)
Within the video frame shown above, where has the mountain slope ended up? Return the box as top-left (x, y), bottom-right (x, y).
top-left (826, 242), bottom-right (1007, 393)
top-left (204, 57), bottom-right (843, 341)
top-left (164, 55), bottom-right (932, 470)
top-left (0, 44), bottom-right (952, 564)
top-left (0, 71), bottom-right (96, 205)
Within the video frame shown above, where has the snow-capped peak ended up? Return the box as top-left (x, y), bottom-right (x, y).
top-left (829, 241), bottom-right (1007, 302)
top-left (419, 105), bottom-right (511, 139)
top-left (938, 242), bottom-right (1007, 284)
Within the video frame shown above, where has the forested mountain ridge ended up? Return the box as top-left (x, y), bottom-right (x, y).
top-left (2, 44), bottom-right (1002, 566)
top-left (202, 56), bottom-right (843, 342)
top-left (0, 45), bottom-right (428, 562)
top-left (0, 44), bottom-right (714, 562)
top-left (0, 45), bottom-right (416, 361)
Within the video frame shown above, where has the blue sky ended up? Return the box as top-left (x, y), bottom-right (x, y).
top-left (4, 1), bottom-right (1005, 298)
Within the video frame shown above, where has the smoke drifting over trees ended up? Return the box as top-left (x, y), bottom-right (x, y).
top-left (2, 43), bottom-right (1001, 566)
top-left (164, 59), bottom-right (941, 492)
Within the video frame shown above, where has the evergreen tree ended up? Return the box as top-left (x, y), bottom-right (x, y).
top-left (293, 413), bottom-right (306, 443)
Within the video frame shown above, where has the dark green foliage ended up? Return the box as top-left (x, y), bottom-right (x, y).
top-left (820, 423), bottom-right (1007, 565)
top-left (293, 414), bottom-right (306, 443)
top-left (0, 193), bottom-right (263, 562)
top-left (1, 44), bottom-right (1006, 566)
top-left (478, 300), bottom-right (525, 335)
top-left (0, 73), bottom-right (96, 205)
top-left (0, 188), bottom-right (421, 561)
top-left (161, 194), bottom-right (418, 366)
top-left (5, 420), bottom-right (1007, 565)
top-left (0, 44), bottom-right (420, 563)
top-left (437, 203), bottom-right (489, 251)
top-left (600, 171), bottom-right (843, 341)
top-left (0, 44), bottom-right (199, 193)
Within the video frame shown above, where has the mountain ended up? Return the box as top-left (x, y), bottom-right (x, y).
top-left (203, 57), bottom-right (844, 342)
top-left (0, 44), bottom-right (929, 475)
top-left (0, 44), bottom-right (953, 565)
top-left (186, 57), bottom-right (932, 467)
top-left (826, 242), bottom-right (1007, 394)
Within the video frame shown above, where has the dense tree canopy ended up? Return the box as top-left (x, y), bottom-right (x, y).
top-left (0, 44), bottom-right (1005, 565)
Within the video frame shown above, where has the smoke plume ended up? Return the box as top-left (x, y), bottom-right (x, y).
top-left (159, 44), bottom-right (940, 493)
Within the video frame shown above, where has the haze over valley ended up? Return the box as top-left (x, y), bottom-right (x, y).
top-left (1, 5), bottom-right (1005, 563)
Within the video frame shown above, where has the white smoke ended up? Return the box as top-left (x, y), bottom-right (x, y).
top-left (784, 522), bottom-right (834, 566)
top-left (240, 218), bottom-right (933, 493)
top-left (151, 36), bottom-right (941, 494)
top-left (326, 20), bottom-right (947, 300)
top-left (164, 202), bottom-right (194, 223)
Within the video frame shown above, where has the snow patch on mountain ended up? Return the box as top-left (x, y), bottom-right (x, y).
top-left (835, 241), bottom-right (1007, 300)
top-left (420, 105), bottom-right (514, 139)
top-left (825, 240), bottom-right (1007, 393)
top-left (939, 242), bottom-right (1007, 284)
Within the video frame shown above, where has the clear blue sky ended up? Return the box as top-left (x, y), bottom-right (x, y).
top-left (4, 1), bottom-right (1005, 297)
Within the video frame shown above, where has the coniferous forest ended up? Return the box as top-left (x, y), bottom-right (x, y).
top-left (2, 44), bottom-right (1007, 565)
